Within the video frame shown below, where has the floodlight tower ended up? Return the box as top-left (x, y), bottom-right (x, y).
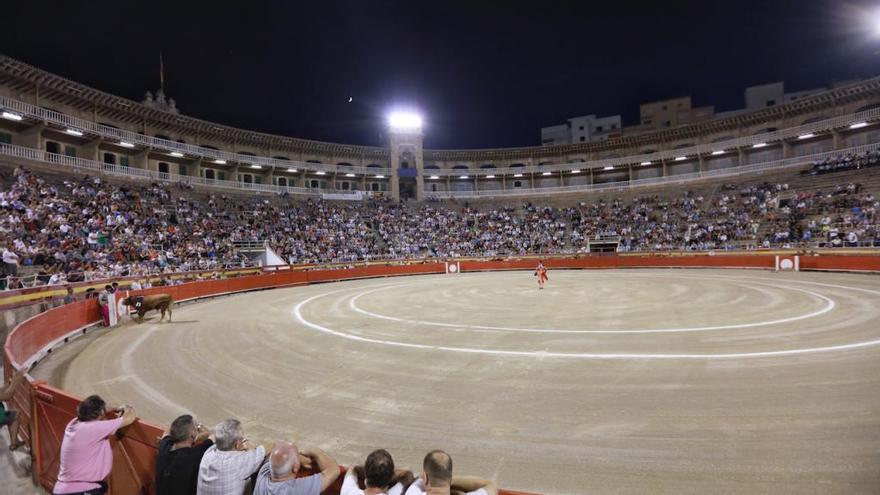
top-left (387, 111), bottom-right (425, 202)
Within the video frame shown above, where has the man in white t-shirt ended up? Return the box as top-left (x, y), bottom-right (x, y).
top-left (341, 449), bottom-right (413, 495)
top-left (3, 246), bottom-right (20, 276)
top-left (404, 450), bottom-right (496, 495)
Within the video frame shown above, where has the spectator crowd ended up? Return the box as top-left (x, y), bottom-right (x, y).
top-left (807, 149), bottom-right (880, 175)
top-left (47, 394), bottom-right (497, 495)
top-left (2, 164), bottom-right (879, 289)
top-left (0, 162), bottom-right (877, 494)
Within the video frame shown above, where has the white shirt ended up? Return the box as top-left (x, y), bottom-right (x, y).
top-left (404, 479), bottom-right (487, 495)
top-left (196, 445), bottom-right (265, 495)
top-left (341, 469), bottom-right (404, 495)
top-left (3, 248), bottom-right (19, 264)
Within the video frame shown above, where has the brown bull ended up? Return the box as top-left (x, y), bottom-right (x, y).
top-left (122, 294), bottom-right (174, 322)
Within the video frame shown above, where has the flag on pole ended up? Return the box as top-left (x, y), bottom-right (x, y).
top-left (159, 52), bottom-right (165, 91)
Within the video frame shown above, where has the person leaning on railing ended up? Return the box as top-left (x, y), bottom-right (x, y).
top-left (53, 395), bottom-right (136, 495)
top-left (342, 449), bottom-right (414, 495)
top-left (156, 414), bottom-right (214, 495)
top-left (0, 366), bottom-right (27, 450)
top-left (253, 441), bottom-right (339, 495)
top-left (403, 450), bottom-right (497, 495)
top-left (196, 419), bottom-right (274, 495)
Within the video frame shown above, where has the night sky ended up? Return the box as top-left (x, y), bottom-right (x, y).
top-left (4, 0), bottom-right (880, 149)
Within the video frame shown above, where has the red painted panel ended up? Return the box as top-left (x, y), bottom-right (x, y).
top-left (799, 255), bottom-right (880, 271)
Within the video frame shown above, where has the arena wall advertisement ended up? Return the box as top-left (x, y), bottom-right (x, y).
top-left (4, 254), bottom-right (879, 495)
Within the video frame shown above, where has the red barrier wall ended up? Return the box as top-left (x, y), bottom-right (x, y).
top-left (4, 254), bottom-right (878, 495)
top-left (460, 255), bottom-right (776, 272)
top-left (798, 255), bottom-right (880, 272)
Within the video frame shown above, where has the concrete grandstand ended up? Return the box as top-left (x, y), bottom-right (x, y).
top-left (1, 54), bottom-right (880, 495)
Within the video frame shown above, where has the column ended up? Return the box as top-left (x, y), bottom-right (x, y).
top-left (832, 130), bottom-right (844, 150)
top-left (390, 170), bottom-right (400, 202)
top-left (132, 149), bottom-right (149, 170)
top-left (83, 137), bottom-right (102, 162)
top-left (189, 158), bottom-right (202, 179)
top-left (415, 149), bottom-right (425, 202)
top-left (18, 123), bottom-right (45, 149)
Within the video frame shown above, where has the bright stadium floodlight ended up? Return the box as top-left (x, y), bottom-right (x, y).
top-left (388, 111), bottom-right (423, 132)
top-left (868, 8), bottom-right (880, 37)
top-left (2, 111), bottom-right (23, 121)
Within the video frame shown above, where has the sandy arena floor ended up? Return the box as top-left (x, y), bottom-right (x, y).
top-left (35, 269), bottom-right (880, 494)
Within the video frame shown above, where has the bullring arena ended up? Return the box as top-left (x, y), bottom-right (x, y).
top-left (3, 33), bottom-right (880, 495)
top-left (9, 261), bottom-right (880, 494)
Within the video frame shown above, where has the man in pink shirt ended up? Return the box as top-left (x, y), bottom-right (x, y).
top-left (53, 395), bottom-right (137, 495)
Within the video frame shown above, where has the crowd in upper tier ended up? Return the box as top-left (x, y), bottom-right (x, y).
top-left (806, 149), bottom-right (880, 175)
top-left (1, 164), bottom-right (878, 287)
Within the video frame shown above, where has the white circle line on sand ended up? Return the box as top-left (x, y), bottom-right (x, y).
top-left (289, 277), bottom-right (880, 360)
top-left (345, 278), bottom-right (837, 334)
top-left (291, 289), bottom-right (880, 360)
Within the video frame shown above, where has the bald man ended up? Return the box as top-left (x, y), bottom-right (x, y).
top-left (254, 442), bottom-right (339, 495)
top-left (404, 450), bottom-right (496, 495)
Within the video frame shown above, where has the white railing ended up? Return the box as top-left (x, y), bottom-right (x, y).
top-left (3, 141), bottom-right (878, 201)
top-left (2, 95), bottom-right (879, 178)
top-left (0, 96), bottom-right (393, 176)
top-left (1, 260), bottom-right (263, 291)
top-left (0, 143), bottom-right (364, 198)
top-left (425, 142), bottom-right (880, 199)
top-left (425, 108), bottom-right (880, 177)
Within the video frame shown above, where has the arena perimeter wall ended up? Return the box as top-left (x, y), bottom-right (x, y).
top-left (4, 254), bottom-right (880, 495)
